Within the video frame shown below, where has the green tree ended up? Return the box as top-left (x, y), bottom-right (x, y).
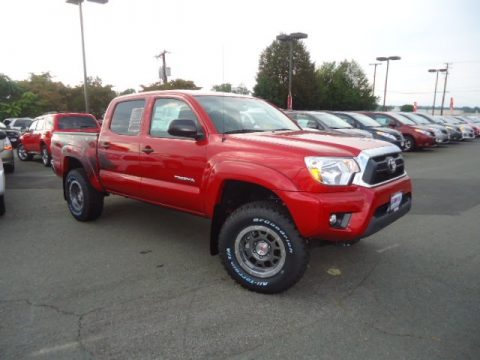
top-left (68, 77), bottom-right (116, 118)
top-left (17, 72), bottom-right (70, 114)
top-left (118, 88), bottom-right (136, 96)
top-left (315, 60), bottom-right (377, 110)
top-left (400, 104), bottom-right (414, 112)
top-left (211, 83), bottom-right (233, 92)
top-left (140, 79), bottom-right (200, 92)
top-left (253, 39), bottom-right (319, 109)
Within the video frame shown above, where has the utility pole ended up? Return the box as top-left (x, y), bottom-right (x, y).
top-left (155, 50), bottom-right (170, 84)
top-left (440, 63), bottom-right (451, 115)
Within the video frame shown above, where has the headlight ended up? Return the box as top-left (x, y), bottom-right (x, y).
top-left (414, 129), bottom-right (431, 136)
top-left (305, 157), bottom-right (360, 186)
top-left (376, 131), bottom-right (396, 140)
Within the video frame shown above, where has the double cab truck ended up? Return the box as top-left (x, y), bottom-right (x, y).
top-left (51, 91), bottom-right (412, 293)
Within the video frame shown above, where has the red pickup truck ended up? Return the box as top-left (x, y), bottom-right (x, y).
top-left (51, 91), bottom-right (412, 293)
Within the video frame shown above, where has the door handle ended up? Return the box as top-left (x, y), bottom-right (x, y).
top-left (142, 146), bottom-right (154, 154)
top-left (100, 141), bottom-right (110, 149)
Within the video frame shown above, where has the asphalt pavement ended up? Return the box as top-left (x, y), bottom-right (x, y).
top-left (1, 141), bottom-right (479, 360)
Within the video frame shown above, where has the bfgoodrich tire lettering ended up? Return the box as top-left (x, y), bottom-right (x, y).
top-left (219, 201), bottom-right (308, 294)
top-left (65, 168), bottom-right (104, 221)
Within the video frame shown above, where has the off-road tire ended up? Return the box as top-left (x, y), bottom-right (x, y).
top-left (219, 201), bottom-right (309, 294)
top-left (17, 144), bottom-right (32, 161)
top-left (65, 168), bottom-right (104, 221)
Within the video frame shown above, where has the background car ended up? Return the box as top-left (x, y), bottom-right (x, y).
top-left (3, 117), bottom-right (33, 132)
top-left (455, 116), bottom-right (480, 137)
top-left (362, 112), bottom-right (436, 152)
top-left (0, 130), bottom-right (14, 173)
top-left (440, 116), bottom-right (475, 140)
top-left (333, 111), bottom-right (405, 149)
top-left (0, 159), bottom-right (5, 215)
top-left (400, 112), bottom-right (449, 144)
top-left (0, 122), bottom-right (22, 148)
top-left (286, 111), bottom-right (373, 138)
top-left (415, 113), bottom-right (463, 141)
top-left (18, 112), bottom-right (99, 167)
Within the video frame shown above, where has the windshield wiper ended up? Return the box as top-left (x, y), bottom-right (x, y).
top-left (271, 128), bottom-right (292, 132)
top-left (223, 129), bottom-right (266, 134)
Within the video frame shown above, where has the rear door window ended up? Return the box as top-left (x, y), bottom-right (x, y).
top-left (110, 100), bottom-right (145, 135)
top-left (57, 116), bottom-right (97, 130)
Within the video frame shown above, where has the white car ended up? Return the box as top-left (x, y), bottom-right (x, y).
top-left (0, 158), bottom-right (5, 215)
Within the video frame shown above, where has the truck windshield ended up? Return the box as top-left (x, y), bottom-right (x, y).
top-left (194, 95), bottom-right (300, 134)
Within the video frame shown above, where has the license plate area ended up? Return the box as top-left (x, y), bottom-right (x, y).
top-left (388, 192), bottom-right (403, 213)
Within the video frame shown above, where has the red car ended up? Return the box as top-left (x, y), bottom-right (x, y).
top-left (363, 112), bottom-right (436, 151)
top-left (17, 113), bottom-right (99, 166)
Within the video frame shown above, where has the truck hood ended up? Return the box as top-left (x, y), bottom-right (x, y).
top-left (227, 130), bottom-right (394, 158)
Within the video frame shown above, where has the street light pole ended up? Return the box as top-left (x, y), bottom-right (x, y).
top-left (369, 62), bottom-right (382, 95)
top-left (428, 68), bottom-right (447, 115)
top-left (66, 0), bottom-right (108, 113)
top-left (376, 56), bottom-right (401, 110)
top-left (276, 32), bottom-right (308, 110)
top-left (440, 63), bottom-right (451, 115)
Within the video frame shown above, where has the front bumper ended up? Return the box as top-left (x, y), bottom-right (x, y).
top-left (280, 175), bottom-right (412, 242)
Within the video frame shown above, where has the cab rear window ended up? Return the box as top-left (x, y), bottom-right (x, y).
top-left (57, 116), bottom-right (98, 130)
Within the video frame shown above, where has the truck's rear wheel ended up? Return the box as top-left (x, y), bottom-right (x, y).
top-left (219, 201), bottom-right (308, 294)
top-left (65, 168), bottom-right (104, 221)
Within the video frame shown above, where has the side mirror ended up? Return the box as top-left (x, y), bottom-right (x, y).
top-left (168, 119), bottom-right (204, 140)
top-left (0, 131), bottom-right (6, 140)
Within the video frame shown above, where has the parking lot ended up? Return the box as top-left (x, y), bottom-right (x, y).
top-left (1, 141), bottom-right (479, 360)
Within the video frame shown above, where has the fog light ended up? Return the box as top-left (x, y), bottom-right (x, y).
top-left (329, 214), bottom-right (337, 225)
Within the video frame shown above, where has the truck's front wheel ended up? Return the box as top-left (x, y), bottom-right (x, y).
top-left (219, 201), bottom-right (308, 294)
top-left (65, 168), bottom-right (104, 221)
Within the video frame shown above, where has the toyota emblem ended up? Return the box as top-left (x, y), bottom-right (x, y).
top-left (386, 157), bottom-right (397, 173)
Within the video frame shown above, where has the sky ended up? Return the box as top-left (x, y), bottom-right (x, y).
top-left (1, 0), bottom-right (479, 107)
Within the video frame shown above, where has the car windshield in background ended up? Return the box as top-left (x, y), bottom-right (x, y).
top-left (347, 113), bottom-right (381, 127)
top-left (442, 117), bottom-right (461, 125)
top-left (389, 113), bottom-right (416, 125)
top-left (194, 95), bottom-right (299, 134)
top-left (312, 113), bottom-right (352, 129)
top-left (402, 113), bottom-right (431, 125)
top-left (58, 116), bottom-right (98, 130)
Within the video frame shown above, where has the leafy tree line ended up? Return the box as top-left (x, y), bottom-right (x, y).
top-left (252, 39), bottom-right (377, 111)
top-left (0, 73), bottom-right (202, 120)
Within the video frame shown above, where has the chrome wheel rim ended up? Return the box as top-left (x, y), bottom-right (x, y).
top-left (68, 180), bottom-right (84, 213)
top-left (234, 225), bottom-right (286, 278)
top-left (404, 138), bottom-right (412, 151)
top-left (42, 148), bottom-right (49, 165)
top-left (18, 145), bottom-right (28, 160)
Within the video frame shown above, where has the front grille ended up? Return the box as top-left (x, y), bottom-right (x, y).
top-left (362, 153), bottom-right (405, 185)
